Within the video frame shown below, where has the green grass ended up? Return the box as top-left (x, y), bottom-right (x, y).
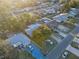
top-left (71, 42), bottom-right (79, 49)
top-left (67, 18), bottom-right (79, 25)
top-left (42, 37), bottom-right (57, 55)
top-left (31, 24), bottom-right (53, 50)
top-left (18, 50), bottom-right (35, 59)
top-left (45, 14), bottom-right (56, 19)
top-left (67, 53), bottom-right (79, 59)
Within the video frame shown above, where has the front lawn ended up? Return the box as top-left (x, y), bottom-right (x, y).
top-left (67, 52), bottom-right (79, 59)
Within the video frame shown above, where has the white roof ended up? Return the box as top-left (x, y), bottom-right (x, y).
top-left (25, 23), bottom-right (41, 36)
top-left (66, 45), bottom-right (79, 57)
top-left (53, 13), bottom-right (69, 22)
top-left (7, 33), bottom-right (31, 47)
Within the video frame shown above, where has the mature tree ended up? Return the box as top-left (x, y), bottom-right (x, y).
top-left (0, 12), bottom-right (40, 39)
top-left (32, 24), bottom-right (52, 49)
top-left (60, 0), bottom-right (79, 12)
top-left (0, 39), bottom-right (19, 59)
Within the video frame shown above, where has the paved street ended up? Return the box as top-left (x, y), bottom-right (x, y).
top-left (46, 25), bottom-right (79, 59)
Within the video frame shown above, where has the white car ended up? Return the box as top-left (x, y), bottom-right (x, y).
top-left (28, 45), bottom-right (34, 51)
top-left (46, 39), bottom-right (53, 45)
top-left (62, 51), bottom-right (69, 58)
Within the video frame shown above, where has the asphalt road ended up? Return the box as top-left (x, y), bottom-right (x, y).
top-left (46, 25), bottom-right (79, 59)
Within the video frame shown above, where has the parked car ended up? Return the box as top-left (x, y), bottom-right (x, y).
top-left (62, 51), bottom-right (69, 59)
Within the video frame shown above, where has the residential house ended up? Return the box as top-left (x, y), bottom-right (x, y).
top-left (66, 45), bottom-right (79, 57)
top-left (25, 23), bottom-right (41, 37)
top-left (7, 33), bottom-right (31, 48)
top-left (68, 8), bottom-right (79, 17)
top-left (46, 20), bottom-right (59, 29)
top-left (57, 25), bottom-right (70, 33)
top-left (38, 17), bottom-right (51, 24)
top-left (53, 13), bottom-right (69, 23)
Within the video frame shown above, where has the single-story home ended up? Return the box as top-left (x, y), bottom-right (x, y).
top-left (68, 8), bottom-right (79, 17)
top-left (66, 45), bottom-right (79, 57)
top-left (46, 20), bottom-right (59, 29)
top-left (7, 33), bottom-right (31, 48)
top-left (53, 13), bottom-right (69, 23)
top-left (57, 25), bottom-right (70, 33)
top-left (45, 7), bottom-right (56, 14)
top-left (25, 23), bottom-right (41, 37)
top-left (38, 17), bottom-right (51, 24)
